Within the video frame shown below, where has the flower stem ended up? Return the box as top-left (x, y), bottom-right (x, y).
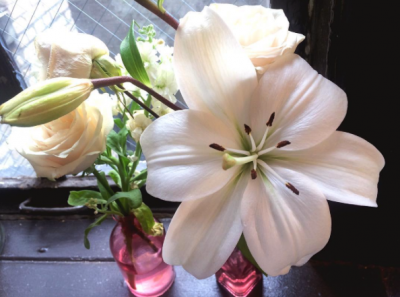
top-left (134, 0), bottom-right (178, 30)
top-left (121, 88), bottom-right (159, 119)
top-left (93, 168), bottom-right (127, 216)
top-left (116, 91), bottom-right (134, 119)
top-left (91, 76), bottom-right (182, 112)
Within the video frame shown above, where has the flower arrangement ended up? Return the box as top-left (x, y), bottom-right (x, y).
top-left (0, 1), bottom-right (384, 296)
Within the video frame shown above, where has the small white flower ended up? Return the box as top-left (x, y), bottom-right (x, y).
top-left (128, 155), bottom-right (138, 162)
top-left (137, 41), bottom-right (159, 79)
top-left (151, 100), bottom-right (174, 117)
top-left (158, 44), bottom-right (174, 64)
top-left (153, 62), bottom-right (178, 104)
top-left (126, 110), bottom-right (152, 142)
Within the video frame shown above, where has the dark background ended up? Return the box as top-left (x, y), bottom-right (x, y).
top-left (271, 0), bottom-right (399, 267)
top-left (0, 0), bottom-right (398, 268)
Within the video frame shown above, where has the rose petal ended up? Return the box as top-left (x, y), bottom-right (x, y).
top-left (241, 166), bottom-right (331, 276)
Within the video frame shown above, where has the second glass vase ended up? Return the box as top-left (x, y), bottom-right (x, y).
top-left (216, 247), bottom-right (262, 297)
top-left (109, 216), bottom-right (175, 297)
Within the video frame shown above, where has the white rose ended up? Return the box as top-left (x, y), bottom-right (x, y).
top-left (210, 4), bottom-right (305, 75)
top-left (35, 29), bottom-right (109, 80)
top-left (9, 91), bottom-right (113, 180)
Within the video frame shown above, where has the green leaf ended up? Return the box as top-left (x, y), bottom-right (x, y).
top-left (157, 0), bottom-right (166, 14)
top-left (237, 234), bottom-right (268, 277)
top-left (84, 214), bottom-right (108, 249)
top-left (114, 118), bottom-right (124, 129)
top-left (106, 189), bottom-right (142, 209)
top-left (120, 21), bottom-right (152, 87)
top-left (108, 170), bottom-right (122, 188)
top-left (132, 203), bottom-right (162, 236)
top-left (96, 155), bottom-right (114, 166)
top-left (132, 169), bottom-right (147, 182)
top-left (107, 130), bottom-right (124, 156)
top-left (96, 171), bottom-right (113, 200)
top-left (68, 190), bottom-right (107, 206)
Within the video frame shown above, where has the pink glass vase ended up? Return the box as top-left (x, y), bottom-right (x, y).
top-left (216, 247), bottom-right (262, 297)
top-left (109, 216), bottom-right (175, 297)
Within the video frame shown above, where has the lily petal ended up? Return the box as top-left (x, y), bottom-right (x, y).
top-left (250, 54), bottom-right (347, 150)
top-left (269, 131), bottom-right (385, 207)
top-left (241, 166), bottom-right (331, 276)
top-left (163, 171), bottom-right (249, 279)
top-left (174, 7), bottom-right (257, 126)
top-left (141, 110), bottom-right (241, 201)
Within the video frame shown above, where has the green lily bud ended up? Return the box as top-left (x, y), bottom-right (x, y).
top-left (91, 55), bottom-right (122, 79)
top-left (0, 77), bottom-right (93, 127)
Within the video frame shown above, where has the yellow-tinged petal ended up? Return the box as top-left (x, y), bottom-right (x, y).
top-left (35, 29), bottom-right (109, 80)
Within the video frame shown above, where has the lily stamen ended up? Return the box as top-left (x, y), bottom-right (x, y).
top-left (251, 169), bottom-right (257, 180)
top-left (244, 124), bottom-right (256, 152)
top-left (222, 153), bottom-right (258, 170)
top-left (257, 159), bottom-right (300, 195)
top-left (225, 148), bottom-right (250, 156)
top-left (256, 112), bottom-right (275, 151)
top-left (258, 140), bottom-right (291, 156)
top-left (210, 143), bottom-right (225, 151)
top-left (209, 143), bottom-right (250, 155)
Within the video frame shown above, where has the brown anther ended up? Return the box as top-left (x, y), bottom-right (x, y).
top-left (209, 143), bottom-right (226, 152)
top-left (244, 124), bottom-right (252, 135)
top-left (286, 183), bottom-right (300, 195)
top-left (266, 112), bottom-right (275, 127)
top-left (277, 140), bottom-right (291, 148)
top-left (251, 169), bottom-right (257, 180)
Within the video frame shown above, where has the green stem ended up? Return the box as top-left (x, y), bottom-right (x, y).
top-left (97, 208), bottom-right (124, 217)
top-left (93, 168), bottom-right (114, 196)
top-left (144, 94), bottom-right (152, 118)
top-left (91, 76), bottom-right (182, 112)
top-left (136, 179), bottom-right (146, 188)
top-left (93, 168), bottom-right (127, 216)
top-left (129, 142), bottom-right (142, 179)
top-left (134, 0), bottom-right (179, 30)
top-left (131, 169), bottom-right (147, 183)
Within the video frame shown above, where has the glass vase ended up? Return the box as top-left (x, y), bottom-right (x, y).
top-left (109, 216), bottom-right (175, 297)
top-left (216, 247), bottom-right (262, 297)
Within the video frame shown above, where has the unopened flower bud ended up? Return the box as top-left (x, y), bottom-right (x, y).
top-left (0, 77), bottom-right (93, 127)
top-left (91, 55), bottom-right (122, 79)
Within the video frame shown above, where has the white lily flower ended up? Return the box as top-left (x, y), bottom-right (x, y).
top-left (141, 8), bottom-right (384, 279)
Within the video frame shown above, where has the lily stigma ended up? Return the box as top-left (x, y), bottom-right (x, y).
top-left (210, 112), bottom-right (299, 195)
